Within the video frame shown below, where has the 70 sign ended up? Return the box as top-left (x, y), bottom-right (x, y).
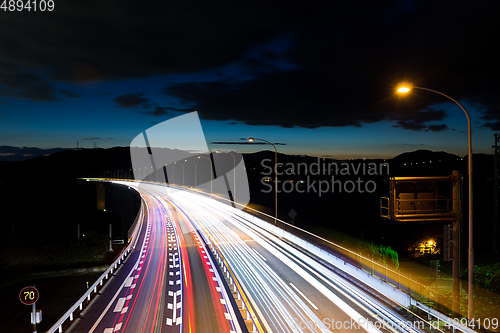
top-left (19, 286), bottom-right (39, 305)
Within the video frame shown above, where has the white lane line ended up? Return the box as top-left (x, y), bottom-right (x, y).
top-left (103, 329), bottom-right (113, 333)
top-left (289, 283), bottom-right (319, 310)
top-left (113, 297), bottom-right (126, 312)
top-left (88, 221), bottom-right (151, 333)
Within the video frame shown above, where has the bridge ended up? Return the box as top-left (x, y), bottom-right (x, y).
top-left (46, 179), bottom-right (476, 333)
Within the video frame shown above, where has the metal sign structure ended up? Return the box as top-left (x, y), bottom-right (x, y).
top-left (380, 175), bottom-right (460, 223)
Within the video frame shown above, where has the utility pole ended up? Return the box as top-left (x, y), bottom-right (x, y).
top-left (494, 134), bottom-right (499, 255)
top-left (452, 170), bottom-right (461, 316)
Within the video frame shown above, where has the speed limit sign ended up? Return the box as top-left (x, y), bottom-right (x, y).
top-left (19, 286), bottom-right (39, 305)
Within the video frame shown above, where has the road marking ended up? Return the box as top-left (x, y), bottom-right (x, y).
top-left (113, 297), bottom-right (126, 312)
top-left (289, 283), bottom-right (319, 310)
top-left (87, 232), bottom-right (147, 333)
top-left (103, 329), bottom-right (113, 333)
top-left (124, 277), bottom-right (133, 287)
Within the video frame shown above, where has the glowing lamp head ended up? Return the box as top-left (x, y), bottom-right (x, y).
top-left (248, 137), bottom-right (254, 142)
top-left (397, 82), bottom-right (413, 93)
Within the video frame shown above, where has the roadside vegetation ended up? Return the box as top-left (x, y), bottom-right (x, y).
top-left (0, 221), bottom-right (114, 287)
top-left (312, 227), bottom-right (399, 269)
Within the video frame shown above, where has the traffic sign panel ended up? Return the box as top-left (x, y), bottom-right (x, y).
top-left (19, 286), bottom-right (39, 305)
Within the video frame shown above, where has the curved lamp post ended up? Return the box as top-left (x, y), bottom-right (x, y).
top-left (185, 159), bottom-right (197, 188)
top-left (249, 137), bottom-right (278, 225)
top-left (198, 155), bottom-right (213, 194)
top-left (397, 82), bottom-right (474, 319)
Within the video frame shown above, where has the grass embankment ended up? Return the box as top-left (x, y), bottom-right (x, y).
top-left (0, 227), bottom-right (116, 287)
top-left (311, 227), bottom-right (399, 269)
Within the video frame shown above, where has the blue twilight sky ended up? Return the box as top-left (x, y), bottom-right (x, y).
top-left (1, 1), bottom-right (499, 159)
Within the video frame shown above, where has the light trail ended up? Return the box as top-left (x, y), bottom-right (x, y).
top-left (103, 180), bottom-right (428, 333)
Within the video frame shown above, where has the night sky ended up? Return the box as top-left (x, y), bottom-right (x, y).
top-left (1, 1), bottom-right (499, 159)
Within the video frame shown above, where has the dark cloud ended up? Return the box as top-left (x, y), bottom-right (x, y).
top-left (0, 64), bottom-right (59, 101)
top-left (1, 1), bottom-right (499, 131)
top-left (0, 1), bottom-right (298, 85)
top-left (479, 97), bottom-right (500, 130)
top-left (114, 92), bottom-right (149, 108)
top-left (163, 70), bottom-right (390, 128)
top-left (391, 109), bottom-right (448, 132)
top-left (159, 1), bottom-right (500, 130)
top-left (61, 90), bottom-right (82, 98)
top-left (140, 106), bottom-right (170, 117)
top-left (426, 124), bottom-right (448, 132)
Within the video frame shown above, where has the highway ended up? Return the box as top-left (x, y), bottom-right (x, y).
top-left (92, 181), bottom-right (426, 333)
top-left (73, 183), bottom-right (242, 333)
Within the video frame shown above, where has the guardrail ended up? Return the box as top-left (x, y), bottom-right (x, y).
top-left (412, 300), bottom-right (477, 333)
top-left (46, 182), bottom-right (146, 333)
top-left (205, 233), bottom-right (264, 333)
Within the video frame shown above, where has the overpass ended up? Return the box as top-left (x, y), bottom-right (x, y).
top-left (46, 179), bottom-right (477, 333)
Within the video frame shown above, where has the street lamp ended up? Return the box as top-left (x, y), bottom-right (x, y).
top-left (397, 81), bottom-right (474, 319)
top-left (249, 137), bottom-right (278, 225)
top-left (198, 155), bottom-right (213, 194)
top-left (185, 159), bottom-right (197, 188)
top-left (216, 150), bottom-right (236, 202)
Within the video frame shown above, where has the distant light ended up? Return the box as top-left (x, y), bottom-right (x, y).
top-left (248, 137), bottom-right (254, 142)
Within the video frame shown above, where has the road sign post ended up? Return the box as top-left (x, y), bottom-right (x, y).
top-left (20, 286), bottom-right (40, 333)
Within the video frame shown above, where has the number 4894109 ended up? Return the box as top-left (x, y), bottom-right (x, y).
top-left (1, 0), bottom-right (54, 11)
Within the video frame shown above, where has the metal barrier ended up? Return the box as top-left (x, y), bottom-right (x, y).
top-left (205, 233), bottom-right (264, 333)
top-left (380, 197), bottom-right (458, 222)
top-left (46, 185), bottom-right (146, 333)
